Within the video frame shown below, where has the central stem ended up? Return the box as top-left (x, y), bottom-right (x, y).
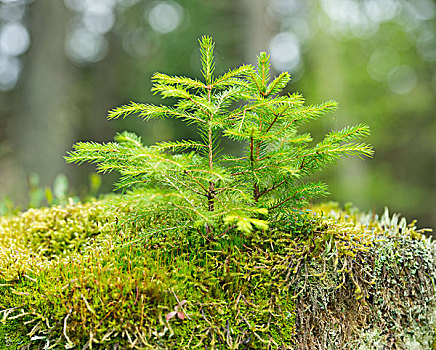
top-left (254, 183), bottom-right (260, 202)
top-left (250, 133), bottom-right (260, 202)
top-left (207, 182), bottom-right (215, 211)
top-left (206, 86), bottom-right (215, 213)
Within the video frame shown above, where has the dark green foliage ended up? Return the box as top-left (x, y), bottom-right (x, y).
top-left (65, 36), bottom-right (373, 234)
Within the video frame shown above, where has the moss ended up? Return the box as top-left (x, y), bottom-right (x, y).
top-left (0, 319), bottom-right (31, 349)
top-left (0, 199), bottom-right (435, 349)
top-left (0, 199), bottom-right (111, 260)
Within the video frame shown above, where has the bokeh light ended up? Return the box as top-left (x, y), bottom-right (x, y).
top-left (147, 1), bottom-right (183, 34)
top-left (0, 2), bottom-right (25, 22)
top-left (64, 0), bottom-right (117, 13)
top-left (269, 31), bottom-right (300, 72)
top-left (268, 0), bottom-right (302, 18)
top-left (0, 0), bottom-right (29, 91)
top-left (320, 0), bottom-right (402, 39)
top-left (65, 25), bottom-right (108, 65)
top-left (63, 0), bottom-right (91, 13)
top-left (367, 47), bottom-right (400, 82)
top-left (0, 54), bottom-right (20, 91)
top-left (0, 0), bottom-right (25, 3)
top-left (63, 0), bottom-right (117, 65)
top-left (404, 0), bottom-right (435, 21)
top-left (363, 0), bottom-right (398, 23)
top-left (417, 28), bottom-right (436, 62)
top-left (117, 0), bottom-right (141, 7)
top-left (83, 3), bottom-right (115, 34)
top-left (0, 22), bottom-right (29, 56)
top-left (387, 65), bottom-right (417, 95)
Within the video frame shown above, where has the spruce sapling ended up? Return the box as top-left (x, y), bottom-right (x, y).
top-left (65, 36), bottom-right (373, 234)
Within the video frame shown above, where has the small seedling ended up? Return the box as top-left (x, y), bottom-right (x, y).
top-left (66, 36), bottom-right (373, 234)
top-left (165, 300), bottom-right (187, 321)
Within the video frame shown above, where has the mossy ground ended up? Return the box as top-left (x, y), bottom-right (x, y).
top-left (0, 319), bottom-right (31, 349)
top-left (0, 197), bottom-right (435, 349)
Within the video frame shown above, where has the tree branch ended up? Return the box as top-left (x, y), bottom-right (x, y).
top-left (257, 180), bottom-right (286, 199)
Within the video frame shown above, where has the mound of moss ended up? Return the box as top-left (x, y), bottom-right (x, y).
top-left (0, 198), bottom-right (435, 349)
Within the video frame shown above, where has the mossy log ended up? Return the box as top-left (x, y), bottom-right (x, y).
top-left (0, 199), bottom-right (435, 349)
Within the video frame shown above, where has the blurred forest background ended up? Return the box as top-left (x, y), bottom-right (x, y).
top-left (0, 0), bottom-right (435, 230)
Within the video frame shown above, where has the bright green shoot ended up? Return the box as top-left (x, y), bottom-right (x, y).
top-left (66, 36), bottom-right (373, 234)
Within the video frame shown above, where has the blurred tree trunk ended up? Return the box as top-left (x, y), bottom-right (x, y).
top-left (302, 3), bottom-right (370, 208)
top-left (69, 36), bottom-right (121, 194)
top-left (7, 1), bottom-right (75, 196)
top-left (241, 0), bottom-right (273, 63)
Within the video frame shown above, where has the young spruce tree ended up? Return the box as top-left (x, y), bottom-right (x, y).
top-left (66, 36), bottom-right (373, 234)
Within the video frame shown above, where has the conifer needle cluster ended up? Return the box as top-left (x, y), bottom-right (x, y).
top-left (65, 36), bottom-right (373, 233)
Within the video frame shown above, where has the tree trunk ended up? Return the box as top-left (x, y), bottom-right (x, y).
top-left (7, 1), bottom-right (75, 195)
